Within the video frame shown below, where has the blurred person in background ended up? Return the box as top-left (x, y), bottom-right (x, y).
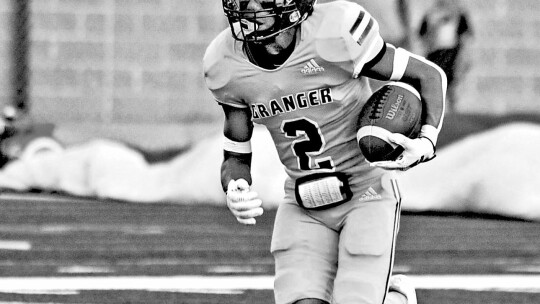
top-left (418, 0), bottom-right (472, 112)
top-left (355, 0), bottom-right (411, 49)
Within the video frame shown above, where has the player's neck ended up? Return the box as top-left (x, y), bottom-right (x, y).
top-left (244, 28), bottom-right (298, 70)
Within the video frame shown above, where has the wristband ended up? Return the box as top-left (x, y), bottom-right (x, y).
top-left (223, 136), bottom-right (252, 154)
top-left (419, 124), bottom-right (439, 146)
top-left (419, 136), bottom-right (436, 157)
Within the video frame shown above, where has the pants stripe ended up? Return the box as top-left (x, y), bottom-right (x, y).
top-left (382, 178), bottom-right (402, 304)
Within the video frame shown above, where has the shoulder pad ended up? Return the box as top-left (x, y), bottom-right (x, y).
top-left (203, 29), bottom-right (233, 91)
top-left (315, 0), bottom-right (364, 39)
top-left (312, 1), bottom-right (383, 69)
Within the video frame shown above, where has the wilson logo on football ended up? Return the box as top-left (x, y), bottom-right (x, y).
top-left (301, 59), bottom-right (325, 74)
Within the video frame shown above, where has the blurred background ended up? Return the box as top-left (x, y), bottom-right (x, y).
top-left (0, 0), bottom-right (538, 151)
top-left (0, 2), bottom-right (539, 303)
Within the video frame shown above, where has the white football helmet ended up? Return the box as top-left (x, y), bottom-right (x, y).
top-left (222, 0), bottom-right (317, 42)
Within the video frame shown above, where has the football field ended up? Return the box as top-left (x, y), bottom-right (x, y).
top-left (0, 192), bottom-right (539, 304)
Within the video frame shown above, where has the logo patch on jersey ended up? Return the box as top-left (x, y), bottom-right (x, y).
top-left (301, 59), bottom-right (325, 74)
top-left (358, 187), bottom-right (382, 201)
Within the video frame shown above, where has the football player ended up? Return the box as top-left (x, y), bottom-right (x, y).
top-left (203, 1), bottom-right (446, 303)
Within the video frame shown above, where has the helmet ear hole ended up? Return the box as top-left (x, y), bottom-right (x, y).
top-left (289, 11), bottom-right (300, 22)
top-left (223, 0), bottom-right (239, 10)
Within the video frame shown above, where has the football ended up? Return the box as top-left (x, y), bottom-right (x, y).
top-left (357, 82), bottom-right (423, 162)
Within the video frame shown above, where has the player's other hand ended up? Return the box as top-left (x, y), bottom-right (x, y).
top-left (226, 179), bottom-right (263, 225)
top-left (370, 133), bottom-right (435, 171)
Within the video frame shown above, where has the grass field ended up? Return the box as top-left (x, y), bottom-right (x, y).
top-left (0, 192), bottom-right (540, 304)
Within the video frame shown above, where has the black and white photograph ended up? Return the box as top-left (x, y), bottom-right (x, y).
top-left (0, 0), bottom-right (539, 303)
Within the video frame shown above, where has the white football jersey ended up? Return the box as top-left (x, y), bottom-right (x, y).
top-left (204, 0), bottom-right (388, 193)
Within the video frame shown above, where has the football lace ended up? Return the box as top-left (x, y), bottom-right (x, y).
top-left (369, 88), bottom-right (390, 119)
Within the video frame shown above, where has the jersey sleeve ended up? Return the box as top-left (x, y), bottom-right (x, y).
top-left (315, 1), bottom-right (385, 78)
top-left (203, 31), bottom-right (248, 109)
top-left (347, 4), bottom-right (385, 77)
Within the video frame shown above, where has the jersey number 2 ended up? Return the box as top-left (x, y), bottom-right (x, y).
top-left (281, 118), bottom-right (334, 171)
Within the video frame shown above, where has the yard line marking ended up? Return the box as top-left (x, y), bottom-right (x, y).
top-left (0, 224), bottom-right (167, 234)
top-left (0, 193), bottom-right (95, 203)
top-left (57, 266), bottom-right (115, 274)
top-left (0, 301), bottom-right (79, 304)
top-left (0, 240), bottom-right (31, 251)
top-left (504, 265), bottom-right (540, 273)
top-left (206, 265), bottom-right (267, 273)
top-left (0, 275), bottom-right (540, 293)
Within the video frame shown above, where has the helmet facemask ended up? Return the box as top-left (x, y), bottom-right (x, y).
top-left (222, 0), bottom-right (314, 42)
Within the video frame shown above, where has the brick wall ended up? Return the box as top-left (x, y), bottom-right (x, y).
top-left (1, 0), bottom-right (540, 128)
top-left (9, 0), bottom-right (226, 126)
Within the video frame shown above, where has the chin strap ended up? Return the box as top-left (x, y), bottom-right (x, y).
top-left (243, 30), bottom-right (298, 69)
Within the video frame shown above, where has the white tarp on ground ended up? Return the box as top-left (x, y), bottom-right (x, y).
top-left (399, 122), bottom-right (540, 221)
top-left (0, 122), bottom-right (539, 221)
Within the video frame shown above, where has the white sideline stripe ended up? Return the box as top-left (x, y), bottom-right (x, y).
top-left (411, 275), bottom-right (540, 292)
top-left (0, 275), bottom-right (540, 293)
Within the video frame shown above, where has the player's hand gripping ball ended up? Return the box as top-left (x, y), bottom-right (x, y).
top-left (356, 82), bottom-right (423, 163)
top-left (226, 179), bottom-right (263, 225)
top-left (369, 134), bottom-right (435, 171)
